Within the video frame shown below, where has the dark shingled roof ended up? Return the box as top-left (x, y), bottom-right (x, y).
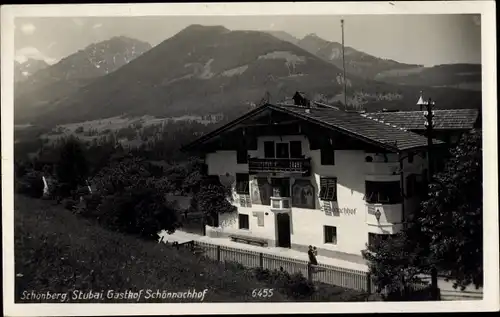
top-left (271, 105), bottom-right (442, 151)
top-left (362, 109), bottom-right (479, 131)
top-left (182, 103), bottom-right (444, 152)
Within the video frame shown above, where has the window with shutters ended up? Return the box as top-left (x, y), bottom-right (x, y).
top-left (319, 177), bottom-right (337, 201)
top-left (238, 214), bottom-right (249, 230)
top-left (324, 226), bottom-right (337, 244)
top-left (235, 173), bottom-right (250, 194)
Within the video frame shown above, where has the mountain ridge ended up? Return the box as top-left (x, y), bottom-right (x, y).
top-left (16, 25), bottom-right (481, 127)
top-left (15, 36), bottom-right (153, 121)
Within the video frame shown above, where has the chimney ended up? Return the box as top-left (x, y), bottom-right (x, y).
top-left (293, 91), bottom-right (302, 106)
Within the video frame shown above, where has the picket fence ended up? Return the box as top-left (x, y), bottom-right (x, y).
top-left (191, 240), bottom-right (376, 293)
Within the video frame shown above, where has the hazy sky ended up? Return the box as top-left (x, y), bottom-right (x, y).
top-left (14, 14), bottom-right (481, 67)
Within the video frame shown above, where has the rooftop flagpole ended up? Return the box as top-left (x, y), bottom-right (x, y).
top-left (341, 19), bottom-right (347, 111)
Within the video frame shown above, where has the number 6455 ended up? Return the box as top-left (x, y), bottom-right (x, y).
top-left (252, 288), bottom-right (274, 297)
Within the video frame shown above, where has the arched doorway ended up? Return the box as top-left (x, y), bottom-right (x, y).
top-left (276, 213), bottom-right (291, 248)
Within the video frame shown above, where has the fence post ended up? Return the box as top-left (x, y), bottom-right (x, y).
top-left (216, 245), bottom-right (221, 262)
top-left (259, 253), bottom-right (263, 268)
top-left (366, 272), bottom-right (372, 294)
top-left (307, 263), bottom-right (313, 283)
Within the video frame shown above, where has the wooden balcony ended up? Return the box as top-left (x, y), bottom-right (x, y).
top-left (248, 157), bottom-right (311, 175)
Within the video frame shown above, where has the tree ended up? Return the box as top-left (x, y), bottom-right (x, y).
top-left (419, 129), bottom-right (483, 290)
top-left (90, 155), bottom-right (181, 239)
top-left (181, 160), bottom-right (237, 225)
top-left (362, 130), bottom-right (483, 296)
top-left (362, 231), bottom-right (430, 298)
top-left (55, 136), bottom-right (89, 193)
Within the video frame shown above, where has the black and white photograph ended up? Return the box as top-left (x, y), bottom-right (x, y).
top-left (1, 1), bottom-right (498, 315)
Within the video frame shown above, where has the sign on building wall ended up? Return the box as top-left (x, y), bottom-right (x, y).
top-left (292, 179), bottom-right (315, 209)
top-left (252, 211), bottom-right (265, 227)
top-left (250, 177), bottom-right (272, 205)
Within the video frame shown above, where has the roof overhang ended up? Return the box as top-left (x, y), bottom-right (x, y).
top-left (181, 103), bottom-right (444, 153)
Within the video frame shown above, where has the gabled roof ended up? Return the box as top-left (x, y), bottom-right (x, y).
top-left (362, 109), bottom-right (479, 131)
top-left (182, 103), bottom-right (444, 152)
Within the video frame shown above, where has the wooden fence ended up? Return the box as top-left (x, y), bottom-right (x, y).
top-left (193, 240), bottom-right (376, 293)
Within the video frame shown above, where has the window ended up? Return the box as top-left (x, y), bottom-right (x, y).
top-left (264, 141), bottom-right (275, 158)
top-left (321, 146), bottom-right (335, 165)
top-left (324, 226), bottom-right (337, 244)
top-left (365, 181), bottom-right (402, 204)
top-left (236, 149), bottom-right (248, 164)
top-left (276, 142), bottom-right (290, 159)
top-left (238, 214), bottom-right (249, 230)
top-left (271, 178), bottom-right (290, 197)
top-left (319, 177), bottom-right (337, 201)
top-left (290, 141), bottom-right (302, 158)
top-left (235, 173), bottom-right (250, 194)
top-left (368, 233), bottom-right (389, 248)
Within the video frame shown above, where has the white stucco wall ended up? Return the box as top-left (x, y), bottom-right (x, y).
top-left (203, 135), bottom-right (428, 256)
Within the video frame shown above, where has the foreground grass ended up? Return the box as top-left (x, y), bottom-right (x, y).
top-left (14, 195), bottom-right (377, 303)
top-left (14, 195), bottom-right (290, 303)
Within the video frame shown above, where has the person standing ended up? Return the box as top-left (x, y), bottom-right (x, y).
top-left (308, 245), bottom-right (318, 265)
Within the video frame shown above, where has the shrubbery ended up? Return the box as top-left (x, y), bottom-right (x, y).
top-left (254, 268), bottom-right (315, 299)
top-left (15, 170), bottom-right (45, 198)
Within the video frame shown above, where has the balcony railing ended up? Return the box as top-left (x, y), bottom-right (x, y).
top-left (248, 157), bottom-right (311, 174)
top-left (270, 196), bottom-right (292, 211)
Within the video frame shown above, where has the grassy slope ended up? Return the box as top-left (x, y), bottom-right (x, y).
top-left (14, 195), bottom-right (376, 303)
top-left (14, 194), bottom-right (377, 303)
top-left (14, 195), bottom-right (289, 303)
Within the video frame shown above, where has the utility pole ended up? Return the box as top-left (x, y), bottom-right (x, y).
top-left (424, 97), bottom-right (435, 179)
top-left (424, 97), bottom-right (439, 300)
top-left (341, 19), bottom-right (347, 111)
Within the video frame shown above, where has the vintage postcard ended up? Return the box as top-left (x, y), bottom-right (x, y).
top-left (1, 1), bottom-right (498, 316)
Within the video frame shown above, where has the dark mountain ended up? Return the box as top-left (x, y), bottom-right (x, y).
top-left (20, 25), bottom-right (481, 127)
top-left (296, 33), bottom-right (421, 79)
top-left (266, 31), bottom-right (300, 45)
top-left (15, 36), bottom-right (152, 122)
top-left (375, 63), bottom-right (482, 91)
top-left (14, 59), bottom-right (50, 82)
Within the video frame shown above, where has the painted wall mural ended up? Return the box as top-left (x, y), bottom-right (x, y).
top-left (250, 177), bottom-right (272, 205)
top-left (292, 179), bottom-right (315, 209)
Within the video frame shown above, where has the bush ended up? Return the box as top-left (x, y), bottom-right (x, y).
top-left (61, 198), bottom-right (77, 211)
top-left (253, 268), bottom-right (314, 299)
top-left (16, 171), bottom-right (45, 198)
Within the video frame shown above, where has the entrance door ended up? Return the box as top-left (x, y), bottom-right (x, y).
top-left (277, 213), bottom-right (291, 248)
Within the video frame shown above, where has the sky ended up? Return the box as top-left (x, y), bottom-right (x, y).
top-left (14, 14), bottom-right (481, 67)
